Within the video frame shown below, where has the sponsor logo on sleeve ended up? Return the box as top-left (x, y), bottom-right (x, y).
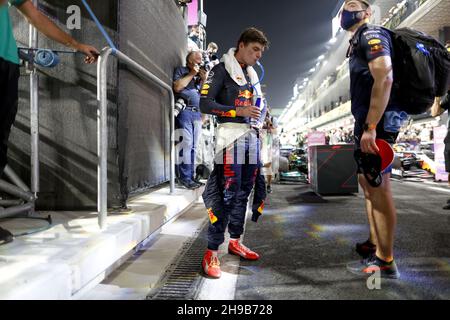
top-left (257, 201), bottom-right (265, 214)
top-left (207, 208), bottom-right (218, 224)
top-left (363, 30), bottom-right (382, 40)
top-left (201, 84), bottom-right (210, 95)
top-left (370, 44), bottom-right (384, 54)
top-left (212, 109), bottom-right (237, 118)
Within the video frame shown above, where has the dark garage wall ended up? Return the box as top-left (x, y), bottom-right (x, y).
top-left (118, 0), bottom-right (187, 200)
top-left (8, 0), bottom-right (187, 209)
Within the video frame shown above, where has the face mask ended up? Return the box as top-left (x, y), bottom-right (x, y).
top-left (340, 9), bottom-right (366, 31)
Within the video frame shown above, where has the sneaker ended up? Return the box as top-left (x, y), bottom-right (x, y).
top-left (346, 254), bottom-right (376, 275)
top-left (347, 255), bottom-right (400, 279)
top-left (202, 250), bottom-right (221, 279)
top-left (228, 239), bottom-right (260, 261)
top-left (356, 239), bottom-right (376, 258)
top-left (179, 179), bottom-right (199, 190)
top-left (267, 185), bottom-right (272, 194)
top-left (0, 227), bottom-right (14, 245)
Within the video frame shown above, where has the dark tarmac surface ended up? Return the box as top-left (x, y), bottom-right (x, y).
top-left (234, 180), bottom-right (450, 300)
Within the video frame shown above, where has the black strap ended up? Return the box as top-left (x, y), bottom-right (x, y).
top-left (347, 23), bottom-right (372, 59)
top-left (354, 149), bottom-right (383, 188)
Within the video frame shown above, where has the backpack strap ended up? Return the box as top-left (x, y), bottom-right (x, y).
top-left (347, 24), bottom-right (370, 59)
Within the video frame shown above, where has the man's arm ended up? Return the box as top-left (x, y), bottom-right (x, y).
top-left (361, 56), bottom-right (394, 154)
top-left (16, 0), bottom-right (99, 63)
top-left (173, 67), bottom-right (197, 93)
top-left (366, 56), bottom-right (394, 125)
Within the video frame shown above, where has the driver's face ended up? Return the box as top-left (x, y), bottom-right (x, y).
top-left (238, 42), bottom-right (264, 67)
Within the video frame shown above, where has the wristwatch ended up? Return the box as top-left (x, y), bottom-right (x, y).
top-left (363, 123), bottom-right (377, 132)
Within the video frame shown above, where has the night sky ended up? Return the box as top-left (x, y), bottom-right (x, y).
top-left (204, 0), bottom-right (340, 111)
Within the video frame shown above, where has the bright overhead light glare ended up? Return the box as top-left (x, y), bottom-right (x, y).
top-left (329, 37), bottom-right (337, 44)
top-left (309, 68), bottom-right (316, 73)
top-left (318, 55), bottom-right (325, 60)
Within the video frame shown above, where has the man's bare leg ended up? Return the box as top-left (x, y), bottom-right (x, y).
top-left (267, 174), bottom-right (272, 186)
top-left (359, 173), bottom-right (397, 262)
top-left (359, 174), bottom-right (378, 246)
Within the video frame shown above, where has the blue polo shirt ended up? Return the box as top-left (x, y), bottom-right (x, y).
top-left (173, 66), bottom-right (201, 108)
top-left (349, 24), bottom-right (401, 124)
top-left (0, 0), bottom-right (27, 64)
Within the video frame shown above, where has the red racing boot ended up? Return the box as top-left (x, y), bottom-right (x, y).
top-left (228, 239), bottom-right (260, 261)
top-left (202, 249), bottom-right (222, 279)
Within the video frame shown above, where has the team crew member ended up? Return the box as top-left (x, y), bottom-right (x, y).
top-left (0, 0), bottom-right (99, 245)
top-left (342, 0), bottom-right (402, 279)
top-left (199, 28), bottom-right (269, 279)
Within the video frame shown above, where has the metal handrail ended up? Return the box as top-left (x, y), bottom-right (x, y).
top-left (97, 47), bottom-right (176, 229)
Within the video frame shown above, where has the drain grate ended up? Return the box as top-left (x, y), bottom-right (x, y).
top-left (147, 223), bottom-right (208, 300)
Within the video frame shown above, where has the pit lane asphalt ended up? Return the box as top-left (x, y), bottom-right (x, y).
top-left (233, 180), bottom-right (450, 300)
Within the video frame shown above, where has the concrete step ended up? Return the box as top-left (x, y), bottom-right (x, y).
top-left (80, 201), bottom-right (209, 300)
top-left (0, 185), bottom-right (204, 300)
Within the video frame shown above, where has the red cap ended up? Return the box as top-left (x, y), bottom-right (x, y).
top-left (376, 139), bottom-right (395, 171)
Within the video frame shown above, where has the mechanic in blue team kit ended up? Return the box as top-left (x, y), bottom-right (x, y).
top-left (199, 27), bottom-right (269, 279)
top-left (0, 0), bottom-right (99, 245)
top-left (341, 0), bottom-right (404, 279)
